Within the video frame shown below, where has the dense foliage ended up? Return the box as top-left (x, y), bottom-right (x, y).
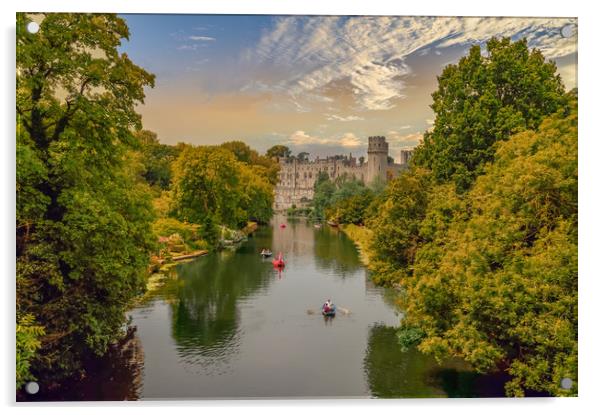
top-left (136, 130), bottom-right (181, 190)
top-left (170, 144), bottom-right (276, 229)
top-left (412, 37), bottom-right (568, 191)
top-left (403, 103), bottom-right (577, 396)
top-left (16, 13), bottom-right (156, 382)
top-left (347, 38), bottom-right (576, 396)
top-left (16, 14), bottom-right (280, 389)
top-left (311, 172), bottom-right (383, 224)
top-left (266, 144), bottom-right (291, 159)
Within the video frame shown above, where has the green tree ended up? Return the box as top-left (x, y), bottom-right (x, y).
top-left (221, 141), bottom-right (280, 185)
top-left (412, 37), bottom-right (568, 191)
top-left (171, 146), bottom-right (243, 227)
top-left (402, 100), bottom-right (577, 397)
top-left (220, 140), bottom-right (254, 164)
top-left (266, 144), bottom-right (291, 159)
top-left (170, 144), bottom-right (275, 230)
top-left (16, 13), bottom-right (156, 381)
top-left (16, 313), bottom-right (45, 389)
top-left (238, 164), bottom-right (275, 223)
top-left (297, 151), bottom-right (309, 162)
top-left (136, 130), bottom-right (180, 190)
top-left (367, 168), bottom-right (433, 285)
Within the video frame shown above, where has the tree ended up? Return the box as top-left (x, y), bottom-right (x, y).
top-left (170, 144), bottom-right (275, 229)
top-left (238, 164), bottom-right (275, 223)
top-left (311, 172), bottom-right (336, 220)
top-left (412, 37), bottom-right (568, 191)
top-left (220, 140), bottom-right (254, 164)
top-left (16, 13), bottom-right (156, 381)
top-left (367, 168), bottom-right (433, 285)
top-left (297, 151), bottom-right (309, 162)
top-left (221, 141), bottom-right (280, 185)
top-left (136, 130), bottom-right (180, 190)
top-left (170, 146), bottom-right (243, 228)
top-left (401, 99), bottom-right (577, 397)
top-left (266, 144), bottom-right (291, 159)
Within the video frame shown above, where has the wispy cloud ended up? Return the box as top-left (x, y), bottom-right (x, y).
top-left (245, 16), bottom-right (577, 112)
top-left (189, 35), bottom-right (216, 41)
top-left (177, 44), bottom-right (199, 51)
top-left (326, 114), bottom-right (364, 122)
top-left (288, 130), bottom-right (363, 148)
top-left (387, 130), bottom-right (423, 147)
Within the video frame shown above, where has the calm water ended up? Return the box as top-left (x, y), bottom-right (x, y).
top-left (25, 215), bottom-right (510, 401)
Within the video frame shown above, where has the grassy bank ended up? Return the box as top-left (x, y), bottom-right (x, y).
top-left (340, 224), bottom-right (373, 266)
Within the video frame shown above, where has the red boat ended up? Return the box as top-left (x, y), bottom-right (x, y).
top-left (280, 223), bottom-right (286, 229)
top-left (272, 252), bottom-right (285, 268)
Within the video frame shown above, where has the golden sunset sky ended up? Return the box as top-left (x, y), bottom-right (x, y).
top-left (120, 15), bottom-right (577, 162)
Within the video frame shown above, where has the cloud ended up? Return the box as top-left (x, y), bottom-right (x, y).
top-left (177, 44), bottom-right (199, 51)
top-left (339, 132), bottom-right (362, 147)
top-left (288, 130), bottom-right (363, 148)
top-left (387, 130), bottom-right (423, 148)
top-left (189, 35), bottom-right (216, 41)
top-left (246, 16), bottom-right (577, 112)
top-left (326, 114), bottom-right (365, 122)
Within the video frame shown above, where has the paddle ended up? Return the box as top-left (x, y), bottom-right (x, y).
top-left (306, 306), bottom-right (351, 315)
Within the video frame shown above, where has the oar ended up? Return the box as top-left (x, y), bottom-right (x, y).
top-left (306, 307), bottom-right (351, 315)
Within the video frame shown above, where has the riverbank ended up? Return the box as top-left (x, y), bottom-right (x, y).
top-left (145, 221), bottom-right (259, 295)
top-left (339, 224), bottom-right (373, 266)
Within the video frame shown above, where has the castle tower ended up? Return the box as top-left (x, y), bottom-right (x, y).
top-left (400, 149), bottom-right (413, 166)
top-left (367, 136), bottom-right (388, 184)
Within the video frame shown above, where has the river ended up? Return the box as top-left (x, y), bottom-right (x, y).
top-left (26, 215), bottom-right (510, 400)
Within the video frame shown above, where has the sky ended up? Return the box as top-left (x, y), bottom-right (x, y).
top-left (119, 15), bottom-right (578, 162)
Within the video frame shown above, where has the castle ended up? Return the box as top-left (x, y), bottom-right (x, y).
top-left (274, 136), bottom-right (413, 210)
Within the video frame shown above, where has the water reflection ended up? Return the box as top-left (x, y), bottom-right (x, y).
top-left (313, 226), bottom-right (362, 276)
top-left (18, 327), bottom-right (144, 401)
top-left (170, 234), bottom-right (275, 368)
top-left (363, 324), bottom-right (515, 398)
top-left (31, 217), bottom-right (513, 400)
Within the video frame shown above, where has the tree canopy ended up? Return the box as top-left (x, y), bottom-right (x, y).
top-left (402, 101), bottom-right (577, 396)
top-left (170, 145), bottom-right (275, 229)
top-left (266, 144), bottom-right (291, 159)
top-left (412, 37), bottom-right (568, 191)
top-left (16, 13), bottom-right (156, 382)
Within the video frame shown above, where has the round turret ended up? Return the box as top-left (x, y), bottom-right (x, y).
top-left (366, 136), bottom-right (389, 183)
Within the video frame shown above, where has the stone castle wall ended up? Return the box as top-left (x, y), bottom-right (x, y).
top-left (274, 137), bottom-right (413, 210)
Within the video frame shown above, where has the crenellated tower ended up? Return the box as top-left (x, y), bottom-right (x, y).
top-left (367, 136), bottom-right (388, 184)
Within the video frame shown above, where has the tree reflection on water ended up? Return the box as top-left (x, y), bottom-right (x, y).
top-left (363, 324), bottom-right (514, 398)
top-left (18, 326), bottom-right (144, 401)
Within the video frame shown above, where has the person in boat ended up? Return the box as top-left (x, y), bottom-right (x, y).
top-left (323, 299), bottom-right (333, 312)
